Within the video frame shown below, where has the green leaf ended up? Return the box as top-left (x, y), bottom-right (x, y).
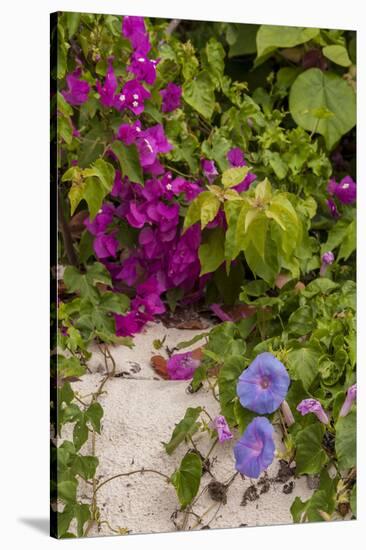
top-left (256, 25), bottom-right (319, 59)
top-left (57, 506), bottom-right (74, 538)
top-left (323, 45), bottom-right (352, 67)
top-left (182, 71), bottom-right (215, 120)
top-left (322, 219), bottom-right (354, 254)
top-left (74, 503), bottom-right (91, 538)
top-left (58, 479), bottom-right (77, 503)
top-left (228, 24), bottom-right (259, 57)
top-left (302, 278), bottom-right (339, 298)
top-left (175, 333), bottom-right (207, 351)
top-left (291, 470), bottom-right (338, 522)
top-left (204, 38), bottom-right (225, 85)
top-left (85, 402), bottom-right (104, 434)
top-left (72, 455), bottom-right (99, 480)
top-left (199, 227), bottom-right (225, 275)
top-left (171, 452), bottom-right (202, 508)
top-left (66, 12), bottom-right (81, 38)
top-left (338, 220), bottom-right (356, 261)
top-left (58, 356), bottom-right (86, 378)
top-left (234, 401), bottom-right (257, 434)
top-left (255, 178), bottom-right (272, 202)
top-left (99, 291), bottom-right (130, 314)
top-left (163, 407), bottom-right (202, 455)
top-left (183, 192), bottom-right (220, 231)
top-left (287, 345), bottom-right (321, 390)
top-left (350, 484), bottom-right (357, 516)
top-left (289, 68), bottom-right (356, 149)
top-left (73, 418), bottom-right (89, 451)
top-left (335, 410), bottom-right (356, 470)
top-left (295, 423), bottom-right (328, 475)
top-left (222, 166), bottom-right (249, 188)
top-left (288, 306), bottom-right (315, 336)
top-left (218, 356), bottom-right (245, 426)
top-left (111, 141), bottom-right (143, 185)
top-left (83, 158), bottom-right (115, 192)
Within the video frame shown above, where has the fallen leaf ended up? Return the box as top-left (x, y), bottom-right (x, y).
top-left (150, 355), bottom-right (169, 379)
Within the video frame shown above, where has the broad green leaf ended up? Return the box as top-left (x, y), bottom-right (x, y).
top-left (183, 192), bottom-right (220, 231)
top-left (66, 12), bottom-right (81, 38)
top-left (291, 470), bottom-right (338, 522)
top-left (287, 345), bottom-right (321, 390)
top-left (171, 452), bottom-right (202, 508)
top-left (163, 407), bottom-right (202, 455)
top-left (228, 23), bottom-right (259, 57)
top-left (218, 356), bottom-right (245, 426)
top-left (72, 455), bottom-right (99, 480)
top-left (323, 45), bottom-right (352, 67)
top-left (222, 166), bottom-right (249, 188)
top-left (288, 306), bottom-right (315, 336)
top-left (198, 227), bottom-right (225, 275)
top-left (322, 219), bottom-right (354, 254)
top-left (295, 423), bottom-right (328, 475)
top-left (57, 506), bottom-right (74, 538)
top-left (99, 291), bottom-right (130, 314)
top-left (83, 177), bottom-right (105, 220)
top-left (254, 178), bottom-right (272, 202)
top-left (302, 278), bottom-right (339, 298)
top-left (204, 38), bottom-right (225, 85)
top-left (289, 68), bottom-right (356, 149)
top-left (111, 141), bottom-right (143, 185)
top-left (58, 356), bottom-right (86, 378)
top-left (335, 410), bottom-right (356, 470)
top-left (85, 402), bottom-right (104, 433)
top-left (68, 179), bottom-right (86, 215)
top-left (256, 25), bottom-right (319, 59)
top-left (224, 200), bottom-right (245, 260)
top-left (74, 503), bottom-right (91, 538)
top-left (182, 71), bottom-right (215, 120)
top-left (58, 479), bottom-right (77, 503)
top-left (83, 159), bottom-right (115, 193)
top-left (73, 418), bottom-right (89, 451)
top-left (338, 220), bottom-right (356, 261)
top-left (234, 401), bottom-right (257, 434)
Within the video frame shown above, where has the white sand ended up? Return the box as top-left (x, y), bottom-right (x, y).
top-left (67, 321), bottom-right (313, 536)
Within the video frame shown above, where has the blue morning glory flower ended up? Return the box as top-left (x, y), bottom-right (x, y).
top-left (237, 352), bottom-right (290, 414)
top-left (234, 416), bottom-right (275, 478)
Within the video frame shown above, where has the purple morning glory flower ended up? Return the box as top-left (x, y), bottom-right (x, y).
top-left (328, 176), bottom-right (356, 204)
top-left (234, 417), bottom-right (275, 478)
top-left (339, 384), bottom-right (356, 417)
top-left (296, 399), bottom-right (329, 424)
top-left (167, 352), bottom-right (201, 380)
top-left (127, 53), bottom-right (158, 85)
top-left (213, 415), bottom-right (233, 443)
top-left (122, 16), bottom-right (151, 55)
top-left (160, 83), bottom-right (182, 113)
top-left (62, 68), bottom-right (90, 106)
top-left (96, 58), bottom-right (117, 107)
top-left (201, 159), bottom-right (218, 183)
top-left (114, 79), bottom-right (151, 115)
top-left (237, 352), bottom-right (290, 414)
top-left (93, 233), bottom-right (119, 259)
top-left (326, 198), bottom-right (340, 219)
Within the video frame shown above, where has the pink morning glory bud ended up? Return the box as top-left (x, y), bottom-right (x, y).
top-left (213, 415), bottom-right (233, 443)
top-left (320, 251), bottom-right (334, 276)
top-left (296, 399), bottom-right (329, 424)
top-left (280, 400), bottom-right (295, 427)
top-left (339, 384), bottom-right (356, 417)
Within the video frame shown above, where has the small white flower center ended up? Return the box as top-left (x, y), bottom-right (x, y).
top-left (132, 101), bottom-right (139, 107)
top-left (138, 57), bottom-right (145, 62)
top-left (119, 94), bottom-right (126, 102)
top-left (136, 126), bottom-right (141, 133)
top-left (342, 183), bottom-right (350, 189)
top-left (143, 138), bottom-right (154, 153)
top-left (133, 94), bottom-right (139, 100)
top-left (166, 183), bottom-right (172, 190)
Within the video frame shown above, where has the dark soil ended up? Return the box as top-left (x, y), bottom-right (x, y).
top-left (274, 460), bottom-right (296, 483)
top-left (283, 481), bottom-right (295, 494)
top-left (208, 480), bottom-right (228, 504)
top-left (257, 473), bottom-right (271, 494)
top-left (241, 485), bottom-right (259, 506)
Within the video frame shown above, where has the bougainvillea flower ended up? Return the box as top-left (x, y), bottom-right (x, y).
top-left (96, 58), bottom-right (118, 107)
top-left (201, 159), bottom-right (219, 183)
top-left (167, 351), bottom-right (201, 380)
top-left (167, 225), bottom-right (201, 286)
top-left (327, 176), bottom-right (356, 204)
top-left (237, 352), bottom-right (290, 414)
top-left (296, 399), bottom-right (329, 424)
top-left (227, 147), bottom-right (245, 167)
top-left (234, 417), bottom-right (275, 478)
top-left (160, 83), bottom-right (182, 112)
top-left (234, 172), bottom-right (257, 193)
top-left (122, 15), bottom-right (151, 55)
top-left (114, 79), bottom-right (151, 115)
top-left (213, 415), bottom-right (233, 443)
top-left (115, 310), bottom-right (144, 336)
top-left (127, 53), bottom-right (158, 85)
top-left (84, 204), bottom-right (115, 235)
top-left (117, 120), bottom-right (142, 144)
top-left (126, 201), bottom-right (147, 228)
top-left (62, 69), bottom-right (90, 106)
top-left (115, 256), bottom-right (140, 286)
top-left (326, 198), bottom-right (340, 219)
top-left (339, 384), bottom-right (356, 417)
top-left (93, 233), bottom-right (119, 259)
top-left (171, 177), bottom-right (202, 201)
top-left (320, 250), bottom-right (334, 276)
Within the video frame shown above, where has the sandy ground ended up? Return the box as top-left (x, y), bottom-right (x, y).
top-left (66, 321), bottom-right (313, 536)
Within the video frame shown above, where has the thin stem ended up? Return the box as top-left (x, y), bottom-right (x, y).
top-left (57, 187), bottom-right (78, 266)
top-left (95, 469), bottom-right (171, 495)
